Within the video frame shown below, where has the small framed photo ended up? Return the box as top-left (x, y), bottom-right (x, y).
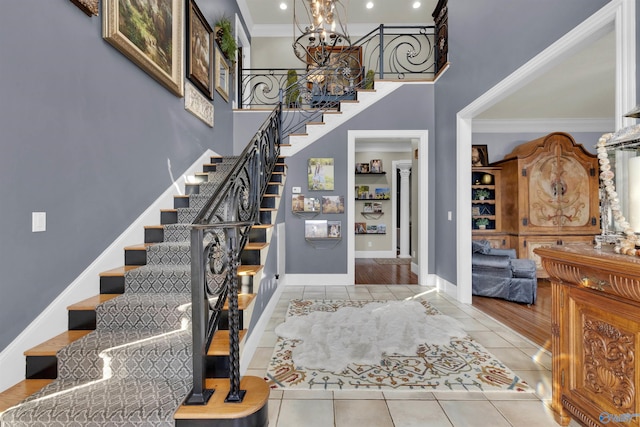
top-left (305, 220), bottom-right (328, 238)
top-left (472, 145), bottom-right (489, 167)
top-left (355, 222), bottom-right (366, 234)
top-left (304, 197), bottom-right (320, 212)
top-left (360, 163), bottom-right (370, 173)
top-left (292, 194), bottom-right (305, 212)
top-left (215, 43), bottom-right (230, 102)
top-left (370, 159), bottom-right (382, 173)
top-left (363, 202), bottom-right (374, 213)
top-left (327, 221), bottom-right (342, 238)
top-left (321, 195), bottom-right (345, 214)
top-left (375, 188), bottom-right (390, 200)
top-left (187, 0), bottom-right (214, 99)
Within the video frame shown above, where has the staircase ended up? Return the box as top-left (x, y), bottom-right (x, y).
top-left (0, 153), bottom-right (286, 426)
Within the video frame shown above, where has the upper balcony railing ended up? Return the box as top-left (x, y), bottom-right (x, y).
top-left (239, 24), bottom-right (440, 110)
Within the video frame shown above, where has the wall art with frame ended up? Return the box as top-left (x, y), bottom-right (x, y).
top-left (186, 0), bottom-right (214, 99)
top-left (103, 0), bottom-right (184, 97)
top-left (215, 43), bottom-right (230, 102)
top-left (308, 158), bottom-right (335, 191)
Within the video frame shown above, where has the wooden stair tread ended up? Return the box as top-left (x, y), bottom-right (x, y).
top-left (144, 224), bottom-right (164, 230)
top-left (259, 207), bottom-right (277, 212)
top-left (160, 208), bottom-right (178, 213)
top-left (99, 265), bottom-right (139, 277)
top-left (24, 330), bottom-right (92, 356)
top-left (238, 265), bottom-right (263, 276)
top-left (123, 243), bottom-right (153, 251)
top-left (207, 330), bottom-right (247, 356)
top-left (307, 122), bottom-right (325, 126)
top-left (0, 379), bottom-right (53, 412)
top-left (67, 294), bottom-right (120, 311)
top-left (174, 376), bottom-right (269, 420)
top-left (251, 224), bottom-right (273, 229)
top-left (244, 242), bottom-right (268, 250)
top-left (223, 294), bottom-right (256, 311)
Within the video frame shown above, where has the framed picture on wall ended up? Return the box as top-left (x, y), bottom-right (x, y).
top-left (186, 0), bottom-right (214, 99)
top-left (103, 0), bottom-right (184, 97)
top-left (215, 43), bottom-right (230, 102)
top-left (321, 196), bottom-right (344, 213)
top-left (472, 145), bottom-right (489, 167)
top-left (308, 158), bottom-right (335, 190)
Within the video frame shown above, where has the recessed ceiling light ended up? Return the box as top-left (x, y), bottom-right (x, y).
top-left (413, 1), bottom-right (421, 8)
top-left (280, 2), bottom-right (287, 10)
top-left (366, 1), bottom-right (374, 9)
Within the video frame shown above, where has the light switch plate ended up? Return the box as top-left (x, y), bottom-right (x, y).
top-left (32, 212), bottom-right (46, 232)
top-left (292, 186), bottom-right (301, 194)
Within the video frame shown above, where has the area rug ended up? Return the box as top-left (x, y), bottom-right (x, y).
top-left (265, 299), bottom-right (531, 392)
top-left (374, 258), bottom-right (410, 265)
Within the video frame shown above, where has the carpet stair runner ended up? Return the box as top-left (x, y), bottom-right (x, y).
top-left (0, 155), bottom-right (285, 426)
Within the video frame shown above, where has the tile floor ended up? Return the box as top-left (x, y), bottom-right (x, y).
top-left (245, 285), bottom-right (580, 427)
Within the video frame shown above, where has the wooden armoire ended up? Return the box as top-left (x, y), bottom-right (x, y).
top-left (493, 132), bottom-right (600, 277)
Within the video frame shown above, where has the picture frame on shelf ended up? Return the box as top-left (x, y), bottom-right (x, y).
top-left (363, 202), bottom-right (374, 213)
top-left (292, 194), bottom-right (305, 212)
top-left (370, 159), bottom-right (382, 173)
top-left (303, 197), bottom-right (320, 212)
top-left (355, 222), bottom-right (366, 234)
top-left (305, 220), bottom-right (328, 238)
top-left (366, 224), bottom-right (378, 234)
top-left (356, 185), bottom-right (370, 199)
top-left (375, 188), bottom-right (390, 200)
top-left (472, 144), bottom-right (488, 167)
top-left (328, 221), bottom-right (342, 238)
top-left (308, 158), bottom-right (335, 190)
top-left (321, 195), bottom-right (344, 214)
top-left (103, 0), bottom-right (184, 97)
top-left (377, 224), bottom-right (386, 234)
top-left (187, 0), bottom-right (214, 99)
top-left (373, 202), bottom-right (383, 213)
top-left (215, 43), bottom-right (230, 101)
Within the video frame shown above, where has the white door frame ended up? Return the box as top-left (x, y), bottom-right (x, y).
top-left (455, 0), bottom-right (636, 303)
top-left (348, 130), bottom-right (429, 285)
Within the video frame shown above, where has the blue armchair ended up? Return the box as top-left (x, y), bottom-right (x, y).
top-left (472, 240), bottom-right (537, 304)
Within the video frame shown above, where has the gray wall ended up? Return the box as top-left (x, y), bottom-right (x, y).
top-left (432, 0), bottom-right (611, 285)
top-left (285, 84), bottom-right (436, 274)
top-left (0, 0), bottom-right (242, 351)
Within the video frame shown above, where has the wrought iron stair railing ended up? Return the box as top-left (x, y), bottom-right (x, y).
top-left (185, 104), bottom-right (281, 405)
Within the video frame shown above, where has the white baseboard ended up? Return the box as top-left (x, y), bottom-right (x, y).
top-left (281, 274), bottom-right (352, 286)
top-left (240, 282), bottom-right (285, 375)
top-left (0, 150), bottom-right (217, 393)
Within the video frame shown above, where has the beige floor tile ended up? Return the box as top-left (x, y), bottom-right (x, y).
top-left (258, 330), bottom-right (278, 347)
top-left (486, 347), bottom-right (541, 371)
top-left (282, 389), bottom-right (334, 400)
top-left (456, 317), bottom-right (492, 331)
top-left (492, 399), bottom-right (560, 426)
top-left (468, 331), bottom-right (514, 348)
top-left (276, 399), bottom-right (334, 427)
top-left (439, 400), bottom-right (511, 427)
top-left (494, 328), bottom-right (541, 348)
top-left (335, 400), bottom-right (394, 427)
top-left (513, 369), bottom-right (553, 401)
top-left (383, 391), bottom-right (436, 400)
top-left (433, 391), bottom-right (487, 401)
top-left (519, 346), bottom-right (552, 370)
top-left (268, 399), bottom-right (281, 427)
top-left (333, 390), bottom-right (384, 400)
top-left (387, 400), bottom-right (453, 427)
top-left (248, 347), bottom-right (274, 370)
top-left (483, 391), bottom-right (540, 401)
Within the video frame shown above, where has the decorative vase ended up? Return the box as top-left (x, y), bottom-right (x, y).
top-left (481, 174), bottom-right (493, 185)
top-left (478, 225), bottom-right (486, 230)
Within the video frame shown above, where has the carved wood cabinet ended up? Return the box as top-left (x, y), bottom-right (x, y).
top-left (493, 132), bottom-right (600, 276)
top-left (536, 245), bottom-right (640, 426)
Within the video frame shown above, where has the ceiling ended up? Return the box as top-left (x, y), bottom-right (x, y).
top-left (238, 0), bottom-right (615, 128)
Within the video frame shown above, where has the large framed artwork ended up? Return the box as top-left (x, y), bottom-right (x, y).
top-left (70, 0), bottom-right (98, 16)
top-left (215, 44), bottom-right (230, 102)
top-left (102, 0), bottom-right (184, 97)
top-left (187, 0), bottom-right (213, 99)
top-left (308, 158), bottom-right (335, 191)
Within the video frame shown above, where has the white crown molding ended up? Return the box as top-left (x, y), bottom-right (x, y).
top-left (473, 117), bottom-right (615, 134)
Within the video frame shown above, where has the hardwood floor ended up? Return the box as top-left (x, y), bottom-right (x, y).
top-left (472, 279), bottom-right (552, 351)
top-left (354, 259), bottom-right (551, 351)
top-left (354, 258), bottom-right (417, 284)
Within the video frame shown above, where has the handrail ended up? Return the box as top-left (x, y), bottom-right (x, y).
top-left (240, 24), bottom-right (438, 110)
top-left (185, 104), bottom-right (282, 405)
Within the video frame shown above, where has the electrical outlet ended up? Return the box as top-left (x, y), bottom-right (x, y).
top-left (367, 241), bottom-right (372, 247)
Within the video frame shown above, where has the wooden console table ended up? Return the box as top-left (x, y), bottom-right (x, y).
top-left (535, 244), bottom-right (640, 426)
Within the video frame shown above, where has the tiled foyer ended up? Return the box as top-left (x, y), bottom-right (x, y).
top-left (245, 285), bottom-right (582, 427)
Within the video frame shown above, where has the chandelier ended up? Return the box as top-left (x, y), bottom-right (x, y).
top-left (292, 0), bottom-right (351, 66)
